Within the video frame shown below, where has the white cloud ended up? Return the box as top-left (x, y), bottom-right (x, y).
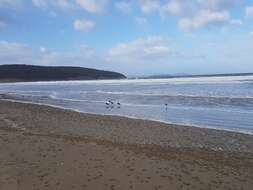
top-left (197, 0), bottom-right (240, 10)
top-left (135, 17), bottom-right (148, 25)
top-left (56, 0), bottom-right (69, 8)
top-left (161, 0), bottom-right (239, 17)
top-left (32, 0), bottom-right (71, 9)
top-left (32, 0), bottom-right (48, 8)
top-left (229, 19), bottom-right (243, 27)
top-left (179, 10), bottom-right (230, 31)
top-left (0, 37), bottom-right (171, 68)
top-left (74, 19), bottom-right (95, 32)
top-left (1, 0), bottom-right (242, 32)
top-left (76, 0), bottom-right (106, 14)
top-left (139, 0), bottom-right (160, 13)
top-left (32, 0), bottom-right (65, 10)
top-left (0, 41), bottom-right (105, 68)
top-left (39, 47), bottom-right (48, 53)
top-left (1, 0), bottom-right (108, 14)
top-left (250, 31), bottom-right (253, 37)
top-left (161, 0), bottom-right (241, 31)
top-left (246, 6), bottom-right (253, 19)
top-left (0, 41), bottom-right (44, 65)
top-left (114, 1), bottom-right (131, 13)
top-left (108, 36), bottom-right (170, 63)
top-left (161, 0), bottom-right (198, 17)
top-left (3, 37), bottom-right (249, 76)
top-left (0, 0), bottom-right (23, 28)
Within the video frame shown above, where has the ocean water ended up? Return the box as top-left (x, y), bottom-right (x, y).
top-left (1, 75), bottom-right (253, 134)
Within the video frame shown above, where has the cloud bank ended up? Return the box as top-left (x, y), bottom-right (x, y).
top-left (0, 36), bottom-right (172, 72)
top-left (74, 18), bottom-right (95, 32)
top-left (0, 0), bottom-right (248, 31)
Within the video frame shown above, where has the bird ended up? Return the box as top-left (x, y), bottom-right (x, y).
top-left (117, 102), bottom-right (121, 106)
top-left (108, 100), bottom-right (114, 104)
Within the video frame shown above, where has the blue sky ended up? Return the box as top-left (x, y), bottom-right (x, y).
top-left (0, 0), bottom-right (253, 76)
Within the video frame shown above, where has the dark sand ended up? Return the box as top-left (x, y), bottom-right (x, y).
top-left (0, 100), bottom-right (253, 190)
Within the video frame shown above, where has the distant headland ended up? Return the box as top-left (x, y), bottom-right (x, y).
top-left (138, 73), bottom-right (253, 79)
top-left (0, 64), bottom-right (126, 82)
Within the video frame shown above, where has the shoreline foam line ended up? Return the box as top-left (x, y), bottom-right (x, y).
top-left (0, 98), bottom-right (252, 136)
top-left (2, 92), bottom-right (253, 114)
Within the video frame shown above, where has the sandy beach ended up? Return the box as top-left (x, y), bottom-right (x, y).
top-left (0, 100), bottom-right (253, 190)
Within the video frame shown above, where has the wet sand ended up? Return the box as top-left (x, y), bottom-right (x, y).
top-left (0, 100), bottom-right (253, 190)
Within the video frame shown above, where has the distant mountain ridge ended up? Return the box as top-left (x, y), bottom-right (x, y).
top-left (0, 64), bottom-right (126, 82)
top-left (139, 73), bottom-right (253, 79)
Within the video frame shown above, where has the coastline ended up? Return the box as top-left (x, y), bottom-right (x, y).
top-left (1, 94), bottom-right (253, 136)
top-left (1, 99), bottom-right (253, 151)
top-left (1, 100), bottom-right (253, 189)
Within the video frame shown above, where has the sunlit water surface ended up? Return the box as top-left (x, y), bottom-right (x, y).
top-left (1, 75), bottom-right (253, 134)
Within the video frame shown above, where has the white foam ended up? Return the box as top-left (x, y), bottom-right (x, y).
top-left (1, 75), bottom-right (253, 86)
top-left (1, 99), bottom-right (252, 135)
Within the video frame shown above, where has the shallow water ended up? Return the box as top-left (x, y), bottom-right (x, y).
top-left (1, 75), bottom-right (253, 134)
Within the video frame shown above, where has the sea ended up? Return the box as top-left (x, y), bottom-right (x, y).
top-left (1, 75), bottom-right (253, 134)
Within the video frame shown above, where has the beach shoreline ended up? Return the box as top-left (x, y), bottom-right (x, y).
top-left (1, 100), bottom-right (253, 189)
top-left (1, 93), bottom-right (253, 136)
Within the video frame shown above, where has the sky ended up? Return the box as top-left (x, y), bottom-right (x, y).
top-left (0, 0), bottom-right (253, 77)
